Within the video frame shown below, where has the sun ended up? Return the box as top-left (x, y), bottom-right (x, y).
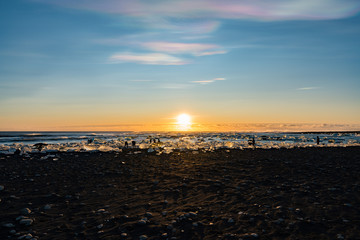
top-left (176, 113), bottom-right (191, 125)
top-left (175, 113), bottom-right (192, 131)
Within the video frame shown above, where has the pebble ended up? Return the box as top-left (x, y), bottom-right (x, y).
top-left (337, 234), bottom-right (345, 239)
top-left (241, 233), bottom-right (259, 239)
top-left (275, 218), bottom-right (284, 224)
top-left (0, 185), bottom-right (4, 191)
top-left (186, 212), bottom-right (197, 218)
top-left (145, 212), bottom-right (153, 218)
top-left (227, 218), bottom-right (235, 224)
top-left (19, 218), bottom-right (33, 226)
top-left (3, 223), bottom-right (15, 228)
top-left (138, 219), bottom-right (147, 225)
top-left (18, 233), bottom-right (33, 239)
top-left (139, 235), bottom-right (148, 240)
top-left (20, 208), bottom-right (31, 215)
top-left (97, 224), bottom-right (104, 229)
top-left (121, 232), bottom-right (128, 237)
top-left (44, 204), bottom-right (51, 210)
top-left (16, 216), bottom-right (26, 221)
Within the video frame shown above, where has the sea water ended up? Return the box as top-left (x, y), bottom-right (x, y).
top-left (0, 131), bottom-right (359, 154)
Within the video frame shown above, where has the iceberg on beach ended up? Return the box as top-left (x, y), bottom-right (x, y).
top-left (0, 132), bottom-right (359, 155)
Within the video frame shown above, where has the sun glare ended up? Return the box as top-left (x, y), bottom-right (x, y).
top-left (177, 114), bottom-right (191, 125)
top-left (176, 113), bottom-right (192, 131)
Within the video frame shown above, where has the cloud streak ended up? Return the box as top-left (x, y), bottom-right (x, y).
top-left (141, 42), bottom-right (226, 56)
top-left (35, 0), bottom-right (360, 21)
top-left (192, 77), bottom-right (226, 85)
top-left (109, 52), bottom-right (188, 65)
top-left (297, 87), bottom-right (319, 91)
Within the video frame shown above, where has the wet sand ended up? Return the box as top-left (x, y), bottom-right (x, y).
top-left (1, 147), bottom-right (360, 239)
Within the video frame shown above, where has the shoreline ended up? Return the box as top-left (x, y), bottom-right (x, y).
top-left (1, 147), bottom-right (360, 239)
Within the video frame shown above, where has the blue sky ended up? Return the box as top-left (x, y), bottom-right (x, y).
top-left (1, 0), bottom-right (360, 131)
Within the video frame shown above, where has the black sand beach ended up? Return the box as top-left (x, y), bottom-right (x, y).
top-left (1, 147), bottom-right (360, 239)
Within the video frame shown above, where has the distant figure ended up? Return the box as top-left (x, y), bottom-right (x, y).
top-left (157, 138), bottom-right (161, 143)
top-left (248, 137), bottom-right (255, 146)
top-left (88, 138), bottom-right (94, 144)
top-left (131, 140), bottom-right (136, 148)
top-left (317, 136), bottom-right (320, 145)
top-left (124, 141), bottom-right (129, 148)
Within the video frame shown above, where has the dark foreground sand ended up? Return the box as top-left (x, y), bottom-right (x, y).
top-left (1, 147), bottom-right (360, 240)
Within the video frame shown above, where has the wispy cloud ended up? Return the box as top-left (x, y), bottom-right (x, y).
top-left (141, 42), bottom-right (226, 56)
top-left (192, 77), bottom-right (226, 85)
top-left (195, 50), bottom-right (227, 56)
top-left (109, 52), bottom-right (188, 65)
top-left (129, 80), bottom-right (154, 82)
top-left (297, 87), bottom-right (319, 91)
top-left (36, 0), bottom-right (360, 21)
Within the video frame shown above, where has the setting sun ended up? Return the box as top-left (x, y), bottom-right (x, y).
top-left (176, 114), bottom-right (191, 125)
top-left (175, 113), bottom-right (192, 131)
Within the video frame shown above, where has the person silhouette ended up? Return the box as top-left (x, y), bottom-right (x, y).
top-left (124, 141), bottom-right (128, 148)
top-left (248, 137), bottom-right (255, 146)
top-left (132, 140), bottom-right (136, 148)
top-left (316, 136), bottom-right (320, 145)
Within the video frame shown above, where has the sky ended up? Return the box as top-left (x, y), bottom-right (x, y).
top-left (0, 0), bottom-right (360, 132)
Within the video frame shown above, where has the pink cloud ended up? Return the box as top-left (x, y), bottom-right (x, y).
top-left (109, 52), bottom-right (188, 65)
top-left (141, 42), bottom-right (225, 56)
